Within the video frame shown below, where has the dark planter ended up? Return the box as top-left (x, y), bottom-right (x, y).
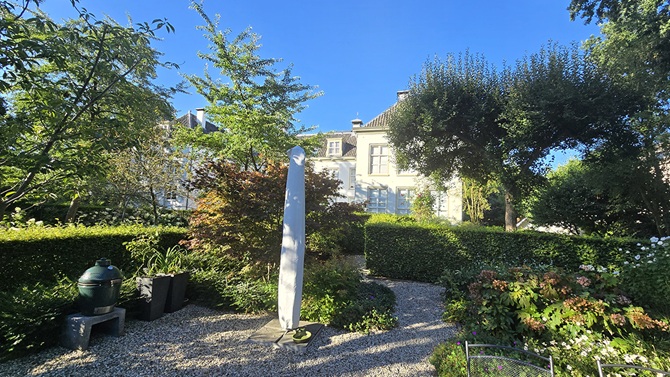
top-left (137, 275), bottom-right (170, 321)
top-left (164, 272), bottom-right (189, 313)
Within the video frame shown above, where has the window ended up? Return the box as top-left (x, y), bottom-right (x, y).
top-left (369, 144), bottom-right (389, 174)
top-left (348, 168), bottom-right (356, 190)
top-left (396, 187), bottom-right (415, 214)
top-left (166, 186), bottom-right (178, 200)
top-left (367, 188), bottom-right (388, 213)
top-left (322, 167), bottom-right (339, 180)
top-left (327, 139), bottom-right (342, 156)
top-left (431, 190), bottom-right (448, 215)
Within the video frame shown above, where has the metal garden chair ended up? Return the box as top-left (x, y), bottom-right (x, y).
top-left (597, 359), bottom-right (670, 377)
top-left (465, 341), bottom-right (554, 377)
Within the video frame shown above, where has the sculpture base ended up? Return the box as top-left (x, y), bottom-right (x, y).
top-left (246, 318), bottom-right (323, 354)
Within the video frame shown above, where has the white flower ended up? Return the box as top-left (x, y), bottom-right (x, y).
top-left (613, 271), bottom-right (620, 275)
top-left (641, 246), bottom-right (647, 251)
top-left (624, 261), bottom-right (630, 265)
top-left (651, 237), bottom-right (659, 243)
top-left (567, 365), bottom-right (573, 371)
top-left (635, 255), bottom-right (641, 260)
top-left (637, 243), bottom-right (642, 246)
top-left (658, 241), bottom-right (664, 246)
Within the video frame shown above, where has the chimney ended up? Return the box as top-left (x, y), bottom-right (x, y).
top-left (397, 90), bottom-right (410, 101)
top-left (351, 118), bottom-right (363, 129)
top-left (196, 108), bottom-right (206, 131)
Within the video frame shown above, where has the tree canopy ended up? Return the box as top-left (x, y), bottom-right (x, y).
top-left (0, 3), bottom-right (177, 220)
top-left (569, 0), bottom-right (670, 235)
top-left (388, 44), bottom-right (641, 230)
top-left (179, 3), bottom-right (322, 171)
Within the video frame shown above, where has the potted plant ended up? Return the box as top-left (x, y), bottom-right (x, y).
top-left (125, 234), bottom-right (189, 320)
top-left (151, 245), bottom-right (189, 313)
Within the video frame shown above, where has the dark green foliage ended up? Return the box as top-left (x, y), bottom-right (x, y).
top-left (22, 204), bottom-right (190, 227)
top-left (301, 259), bottom-right (397, 333)
top-left (185, 252), bottom-right (397, 333)
top-left (530, 159), bottom-right (660, 237)
top-left (183, 248), bottom-right (256, 310)
top-left (0, 278), bottom-right (78, 361)
top-left (0, 225), bottom-right (187, 360)
top-left (365, 221), bottom-right (642, 283)
top-left (0, 225), bottom-right (187, 289)
top-left (434, 265), bottom-right (670, 376)
top-left (619, 238), bottom-right (670, 315)
top-left (430, 342), bottom-right (467, 377)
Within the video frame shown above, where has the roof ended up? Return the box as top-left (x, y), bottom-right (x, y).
top-left (361, 101), bottom-right (400, 129)
top-left (316, 132), bottom-right (357, 158)
top-left (175, 112), bottom-right (218, 134)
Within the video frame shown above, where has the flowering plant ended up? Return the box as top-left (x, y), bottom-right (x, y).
top-left (620, 237), bottom-right (670, 314)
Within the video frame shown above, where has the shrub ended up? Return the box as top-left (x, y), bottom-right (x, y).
top-left (183, 247), bottom-right (265, 310)
top-left (433, 262), bottom-right (670, 376)
top-left (365, 221), bottom-right (641, 283)
top-left (0, 225), bottom-right (187, 288)
top-left (619, 237), bottom-right (670, 315)
top-left (430, 341), bottom-right (467, 377)
top-left (301, 258), bottom-right (398, 333)
top-left (0, 278), bottom-right (78, 361)
top-left (9, 204), bottom-right (189, 227)
top-left (184, 161), bottom-right (362, 262)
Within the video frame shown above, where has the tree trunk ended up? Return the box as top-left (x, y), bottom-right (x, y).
top-left (65, 193), bottom-right (81, 223)
top-left (504, 189), bottom-right (518, 232)
top-left (0, 202), bottom-right (7, 223)
top-left (149, 187), bottom-right (159, 225)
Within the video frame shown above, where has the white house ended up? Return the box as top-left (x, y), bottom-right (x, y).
top-left (158, 108), bottom-right (218, 210)
top-left (311, 91), bottom-right (463, 223)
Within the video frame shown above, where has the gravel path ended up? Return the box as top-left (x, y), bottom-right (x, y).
top-left (1, 276), bottom-right (457, 376)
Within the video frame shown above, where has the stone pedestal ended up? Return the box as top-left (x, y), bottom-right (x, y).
top-left (61, 307), bottom-right (125, 350)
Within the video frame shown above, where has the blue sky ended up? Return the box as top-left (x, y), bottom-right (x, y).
top-left (39, 0), bottom-right (599, 139)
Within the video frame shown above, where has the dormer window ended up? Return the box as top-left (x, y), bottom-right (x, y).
top-left (327, 138), bottom-right (342, 157)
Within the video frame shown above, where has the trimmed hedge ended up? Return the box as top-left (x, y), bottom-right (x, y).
top-left (365, 222), bottom-right (643, 283)
top-left (0, 225), bottom-right (187, 289)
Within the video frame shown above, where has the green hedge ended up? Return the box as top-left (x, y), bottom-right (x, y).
top-left (365, 222), bottom-right (642, 282)
top-left (0, 225), bottom-right (187, 289)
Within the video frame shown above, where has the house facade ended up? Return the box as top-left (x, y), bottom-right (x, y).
top-left (159, 108), bottom-right (217, 210)
top-left (311, 91), bottom-right (463, 223)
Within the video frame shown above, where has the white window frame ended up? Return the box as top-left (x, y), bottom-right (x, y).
top-left (396, 187), bottom-right (415, 215)
top-left (348, 167), bottom-right (356, 190)
top-left (431, 190), bottom-right (448, 215)
top-left (369, 144), bottom-right (389, 175)
top-left (327, 138), bottom-right (342, 156)
top-left (367, 187), bottom-right (388, 213)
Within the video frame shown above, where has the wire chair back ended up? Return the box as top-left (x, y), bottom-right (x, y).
top-left (597, 359), bottom-right (670, 377)
top-left (465, 341), bottom-right (554, 377)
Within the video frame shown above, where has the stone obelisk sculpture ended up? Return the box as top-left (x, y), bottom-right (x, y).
top-left (277, 146), bottom-right (306, 330)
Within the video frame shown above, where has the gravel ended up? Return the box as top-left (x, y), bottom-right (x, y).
top-left (1, 275), bottom-right (457, 376)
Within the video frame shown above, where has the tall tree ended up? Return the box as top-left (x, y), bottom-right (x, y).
top-left (0, 4), bottom-right (176, 220)
top-left (462, 178), bottom-right (499, 225)
top-left (531, 158), bottom-right (657, 237)
top-left (103, 124), bottom-right (186, 224)
top-left (570, 0), bottom-right (670, 235)
top-left (180, 3), bottom-right (322, 171)
top-left (388, 45), bottom-right (640, 230)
